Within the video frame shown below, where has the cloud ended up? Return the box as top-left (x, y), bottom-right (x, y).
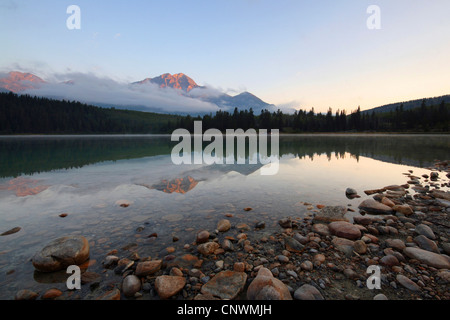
top-left (23, 72), bottom-right (221, 114)
top-left (275, 100), bottom-right (302, 114)
top-left (188, 85), bottom-right (225, 98)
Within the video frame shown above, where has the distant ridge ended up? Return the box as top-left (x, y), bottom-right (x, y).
top-left (363, 94), bottom-right (450, 114)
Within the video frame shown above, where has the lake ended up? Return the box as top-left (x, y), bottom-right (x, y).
top-left (0, 134), bottom-right (449, 299)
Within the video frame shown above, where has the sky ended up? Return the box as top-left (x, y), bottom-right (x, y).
top-left (1, 0), bottom-right (450, 113)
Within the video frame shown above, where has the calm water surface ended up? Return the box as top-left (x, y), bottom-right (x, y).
top-left (0, 134), bottom-right (449, 299)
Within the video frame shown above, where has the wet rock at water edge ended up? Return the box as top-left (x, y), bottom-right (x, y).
top-left (247, 268), bottom-right (292, 300)
top-left (255, 221), bottom-right (266, 229)
top-left (345, 188), bottom-right (360, 199)
top-left (196, 230), bottom-right (210, 244)
top-left (430, 172), bottom-right (439, 180)
top-left (15, 289), bottom-right (38, 300)
top-left (284, 236), bottom-right (305, 253)
top-left (103, 255), bottom-right (119, 268)
top-left (278, 218), bottom-right (292, 228)
top-left (197, 241), bottom-right (220, 256)
top-left (313, 206), bottom-right (348, 223)
top-left (95, 289), bottom-right (121, 300)
top-left (42, 288), bottom-right (63, 299)
top-left (32, 236), bottom-right (90, 272)
top-left (1, 227), bottom-right (21, 236)
top-left (392, 204), bottom-right (413, 216)
top-left (358, 199), bottom-right (394, 215)
top-left (115, 199), bottom-right (132, 208)
top-left (217, 219), bottom-right (231, 232)
top-left (135, 260), bottom-right (162, 277)
top-left (155, 275), bottom-right (186, 299)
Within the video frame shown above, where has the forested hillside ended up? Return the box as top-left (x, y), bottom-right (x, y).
top-left (0, 92), bottom-right (448, 134)
top-left (0, 92), bottom-right (181, 134)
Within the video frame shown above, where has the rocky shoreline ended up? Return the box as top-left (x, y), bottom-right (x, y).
top-left (14, 161), bottom-right (450, 300)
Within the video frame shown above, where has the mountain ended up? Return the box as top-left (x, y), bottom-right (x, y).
top-left (362, 94), bottom-right (450, 114)
top-left (200, 91), bottom-right (275, 113)
top-left (132, 73), bottom-right (201, 92)
top-left (0, 71), bottom-right (45, 93)
top-left (132, 73), bottom-right (276, 114)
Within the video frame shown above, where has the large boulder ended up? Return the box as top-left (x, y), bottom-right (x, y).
top-left (201, 270), bottom-right (247, 300)
top-left (247, 268), bottom-right (292, 300)
top-left (32, 236), bottom-right (90, 272)
top-left (358, 199), bottom-right (395, 215)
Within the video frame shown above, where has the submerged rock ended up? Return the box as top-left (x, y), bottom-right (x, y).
top-left (32, 236), bottom-right (90, 272)
top-left (1, 227), bottom-right (21, 236)
top-left (313, 206), bottom-right (348, 223)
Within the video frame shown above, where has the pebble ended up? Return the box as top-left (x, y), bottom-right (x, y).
top-left (42, 288), bottom-right (63, 300)
top-left (196, 230), bottom-right (210, 244)
top-left (415, 224), bottom-right (436, 240)
top-left (217, 219), bottom-right (231, 232)
top-left (396, 274), bottom-right (421, 292)
top-left (380, 255), bottom-right (400, 267)
top-left (122, 275), bottom-right (141, 297)
top-left (301, 260), bottom-right (313, 271)
top-left (353, 240), bottom-right (367, 254)
top-left (413, 235), bottom-right (439, 253)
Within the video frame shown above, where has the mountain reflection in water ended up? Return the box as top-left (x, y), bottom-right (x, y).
top-left (0, 134), bottom-right (449, 179)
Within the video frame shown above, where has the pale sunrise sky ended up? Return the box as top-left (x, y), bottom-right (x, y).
top-left (1, 0), bottom-right (449, 113)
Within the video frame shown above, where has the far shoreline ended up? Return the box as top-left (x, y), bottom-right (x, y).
top-left (0, 132), bottom-right (449, 138)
